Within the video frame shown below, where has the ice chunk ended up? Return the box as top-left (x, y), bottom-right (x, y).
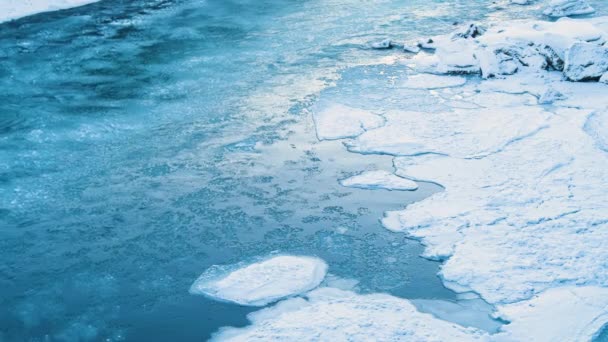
top-left (538, 87), bottom-right (566, 104)
top-left (190, 255), bottom-right (328, 306)
top-left (0, 0), bottom-right (100, 23)
top-left (600, 72), bottom-right (608, 84)
top-left (543, 0), bottom-right (595, 18)
top-left (213, 288), bottom-right (487, 341)
top-left (564, 42), bottom-right (608, 81)
top-left (339, 170), bottom-right (418, 191)
top-left (401, 74), bottom-right (467, 89)
top-left (369, 39), bottom-right (392, 49)
top-left (312, 103), bottom-right (384, 140)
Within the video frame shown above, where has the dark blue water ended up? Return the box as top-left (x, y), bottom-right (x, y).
top-left (2, 0), bottom-right (606, 340)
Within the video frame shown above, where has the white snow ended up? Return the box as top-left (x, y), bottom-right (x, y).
top-left (339, 170), bottom-right (418, 191)
top-left (0, 0), bottom-right (99, 23)
top-left (312, 103), bottom-right (384, 140)
top-left (190, 255), bottom-right (328, 306)
top-left (212, 287), bottom-right (488, 341)
top-left (543, 0), bottom-right (595, 18)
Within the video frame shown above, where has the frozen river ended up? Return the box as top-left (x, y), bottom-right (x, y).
top-left (1, 0), bottom-right (608, 341)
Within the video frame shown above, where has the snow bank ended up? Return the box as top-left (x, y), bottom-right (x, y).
top-left (0, 0), bottom-right (99, 23)
top-left (406, 16), bottom-right (608, 81)
top-left (190, 255), bottom-right (328, 306)
top-left (339, 170), bottom-right (418, 191)
top-left (212, 287), bottom-right (488, 341)
top-left (312, 103), bottom-right (384, 140)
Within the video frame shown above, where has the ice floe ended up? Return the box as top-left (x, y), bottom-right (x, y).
top-left (339, 170), bottom-right (418, 191)
top-left (0, 0), bottom-right (99, 23)
top-left (212, 287), bottom-right (488, 341)
top-left (190, 255), bottom-right (328, 306)
top-left (312, 103), bottom-right (384, 140)
top-left (543, 0), bottom-right (595, 18)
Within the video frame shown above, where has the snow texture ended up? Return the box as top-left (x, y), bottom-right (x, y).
top-left (190, 255), bottom-right (328, 306)
top-left (0, 0), bottom-right (99, 23)
top-left (340, 170), bottom-right (418, 191)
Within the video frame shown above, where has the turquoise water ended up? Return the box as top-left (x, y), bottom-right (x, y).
top-left (2, 0), bottom-right (607, 340)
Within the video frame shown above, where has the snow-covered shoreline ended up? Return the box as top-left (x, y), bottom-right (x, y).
top-left (211, 13), bottom-right (608, 342)
top-left (0, 0), bottom-right (100, 23)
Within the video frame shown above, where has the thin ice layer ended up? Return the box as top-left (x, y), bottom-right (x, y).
top-left (312, 103), bottom-right (384, 140)
top-left (0, 0), bottom-right (100, 23)
top-left (346, 106), bottom-right (549, 158)
top-left (190, 255), bottom-right (328, 306)
top-left (213, 287), bottom-right (488, 341)
top-left (340, 170), bottom-right (418, 191)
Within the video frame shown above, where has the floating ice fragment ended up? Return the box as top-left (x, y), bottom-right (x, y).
top-left (543, 0), bottom-right (595, 18)
top-left (312, 103), bottom-right (384, 140)
top-left (190, 255), bottom-right (328, 306)
top-left (340, 170), bottom-right (418, 191)
top-left (401, 74), bottom-right (467, 89)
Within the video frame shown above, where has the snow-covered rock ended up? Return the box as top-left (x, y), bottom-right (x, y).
top-left (190, 255), bottom-right (328, 306)
top-left (510, 0), bottom-right (530, 5)
top-left (339, 170), bottom-right (418, 191)
top-left (212, 288), bottom-right (488, 341)
top-left (405, 17), bottom-right (608, 82)
top-left (600, 72), bottom-right (608, 83)
top-left (543, 0), bottom-right (595, 18)
top-left (0, 0), bottom-right (100, 23)
top-left (312, 103), bottom-right (384, 140)
top-left (564, 42), bottom-right (608, 81)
